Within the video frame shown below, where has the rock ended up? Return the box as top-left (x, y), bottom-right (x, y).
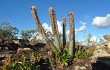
top-left (17, 48), bottom-right (33, 54)
top-left (75, 66), bottom-right (80, 70)
top-left (75, 66), bottom-right (87, 70)
top-left (91, 34), bottom-right (110, 63)
top-left (91, 42), bottom-right (110, 63)
top-left (104, 34), bottom-right (110, 48)
top-left (14, 48), bottom-right (34, 61)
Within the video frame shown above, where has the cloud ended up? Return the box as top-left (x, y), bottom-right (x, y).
top-left (80, 21), bottom-right (86, 25)
top-left (90, 36), bottom-right (97, 42)
top-left (92, 14), bottom-right (110, 28)
top-left (42, 23), bottom-right (52, 32)
top-left (75, 25), bottom-right (86, 34)
top-left (57, 20), bottom-right (63, 33)
top-left (66, 24), bottom-right (86, 36)
top-left (42, 20), bottom-right (63, 34)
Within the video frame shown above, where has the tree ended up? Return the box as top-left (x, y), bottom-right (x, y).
top-left (0, 21), bottom-right (19, 41)
top-left (21, 29), bottom-right (36, 41)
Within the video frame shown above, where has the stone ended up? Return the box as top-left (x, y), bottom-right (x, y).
top-left (91, 43), bottom-right (110, 63)
top-left (104, 34), bottom-right (110, 48)
top-left (75, 66), bottom-right (87, 70)
top-left (17, 48), bottom-right (33, 54)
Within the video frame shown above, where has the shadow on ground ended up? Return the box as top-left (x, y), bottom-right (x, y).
top-left (92, 57), bottom-right (110, 70)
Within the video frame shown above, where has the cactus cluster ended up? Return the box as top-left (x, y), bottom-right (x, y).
top-left (31, 6), bottom-right (75, 57)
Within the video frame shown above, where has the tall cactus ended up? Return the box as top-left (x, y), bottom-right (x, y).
top-left (31, 6), bottom-right (56, 50)
top-left (68, 12), bottom-right (75, 57)
top-left (31, 6), bottom-right (75, 57)
top-left (49, 7), bottom-right (60, 49)
top-left (62, 18), bottom-right (66, 48)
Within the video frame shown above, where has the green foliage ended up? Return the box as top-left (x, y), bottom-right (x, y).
top-left (0, 21), bottom-right (19, 41)
top-left (52, 47), bottom-right (73, 68)
top-left (5, 61), bottom-right (17, 70)
top-left (5, 58), bottom-right (41, 70)
top-left (75, 49), bottom-right (95, 59)
top-left (49, 58), bottom-right (55, 67)
top-left (21, 29), bottom-right (36, 41)
top-left (30, 52), bottom-right (42, 62)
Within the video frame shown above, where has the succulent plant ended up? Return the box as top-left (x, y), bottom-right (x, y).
top-left (31, 6), bottom-right (75, 57)
top-left (68, 12), bottom-right (75, 57)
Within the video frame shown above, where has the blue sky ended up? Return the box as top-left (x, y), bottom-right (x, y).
top-left (0, 0), bottom-right (110, 43)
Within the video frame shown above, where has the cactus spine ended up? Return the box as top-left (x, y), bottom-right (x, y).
top-left (68, 12), bottom-right (75, 57)
top-left (49, 7), bottom-right (60, 49)
top-left (31, 6), bottom-right (56, 50)
top-left (62, 18), bottom-right (66, 48)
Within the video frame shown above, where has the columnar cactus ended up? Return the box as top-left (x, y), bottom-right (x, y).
top-left (31, 6), bottom-right (56, 50)
top-left (31, 6), bottom-right (75, 57)
top-left (68, 12), bottom-right (75, 57)
top-left (62, 18), bottom-right (66, 48)
top-left (49, 7), bottom-right (60, 49)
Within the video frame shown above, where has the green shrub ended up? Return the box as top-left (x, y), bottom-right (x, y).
top-left (52, 47), bottom-right (73, 68)
top-left (75, 49), bottom-right (95, 59)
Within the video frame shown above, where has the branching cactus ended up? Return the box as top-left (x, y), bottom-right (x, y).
top-left (49, 7), bottom-right (60, 49)
top-left (31, 6), bottom-right (56, 50)
top-left (62, 18), bottom-right (66, 48)
top-left (31, 6), bottom-right (75, 57)
top-left (68, 12), bottom-right (75, 57)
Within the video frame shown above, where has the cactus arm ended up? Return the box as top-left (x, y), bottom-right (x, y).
top-left (31, 6), bottom-right (56, 50)
top-left (49, 7), bottom-right (60, 49)
top-left (68, 12), bottom-right (75, 57)
top-left (62, 18), bottom-right (66, 48)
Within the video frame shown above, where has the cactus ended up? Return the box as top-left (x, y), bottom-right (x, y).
top-left (48, 7), bottom-right (60, 49)
top-left (31, 6), bottom-right (56, 50)
top-left (31, 6), bottom-right (75, 57)
top-left (68, 12), bottom-right (75, 57)
top-left (62, 18), bottom-right (66, 48)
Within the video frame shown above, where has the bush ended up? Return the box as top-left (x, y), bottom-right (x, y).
top-left (75, 49), bottom-right (95, 59)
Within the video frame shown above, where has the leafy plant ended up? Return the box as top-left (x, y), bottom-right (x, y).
top-left (5, 58), bottom-right (41, 70)
top-left (75, 49), bottom-right (95, 59)
top-left (6, 61), bottom-right (17, 70)
top-left (30, 52), bottom-right (42, 62)
top-left (49, 58), bottom-right (55, 67)
top-left (52, 47), bottom-right (73, 68)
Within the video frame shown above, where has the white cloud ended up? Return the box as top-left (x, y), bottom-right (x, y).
top-left (80, 21), bottom-right (86, 25)
top-left (42, 20), bottom-right (86, 41)
top-left (75, 25), bottom-right (86, 34)
top-left (90, 36), bottom-right (96, 42)
top-left (66, 25), bottom-right (86, 36)
top-left (42, 23), bottom-right (52, 32)
top-left (92, 14), bottom-right (110, 28)
top-left (42, 20), bottom-right (63, 34)
top-left (57, 20), bottom-right (63, 34)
